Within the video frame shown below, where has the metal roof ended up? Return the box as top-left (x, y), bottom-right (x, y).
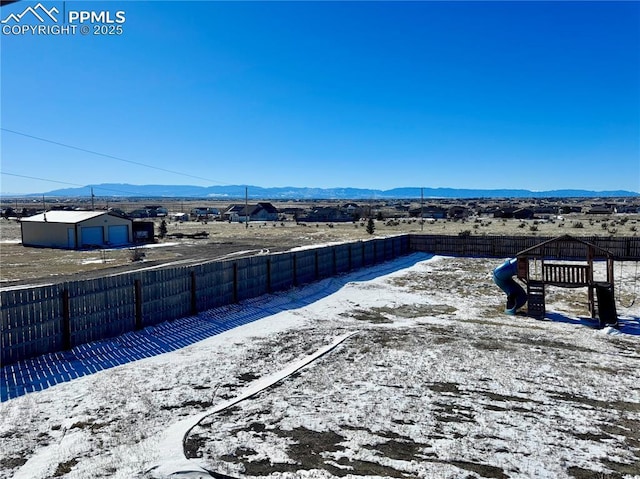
top-left (20, 211), bottom-right (114, 224)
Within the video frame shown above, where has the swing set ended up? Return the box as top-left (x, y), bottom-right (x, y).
top-left (514, 235), bottom-right (638, 327)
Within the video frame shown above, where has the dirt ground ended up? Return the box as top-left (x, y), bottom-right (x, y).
top-left (1, 251), bottom-right (639, 479)
top-left (1, 212), bottom-right (638, 287)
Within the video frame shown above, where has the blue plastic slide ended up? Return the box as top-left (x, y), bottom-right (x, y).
top-left (493, 258), bottom-right (528, 315)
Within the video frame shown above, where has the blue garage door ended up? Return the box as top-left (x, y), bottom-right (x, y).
top-left (67, 228), bottom-right (76, 249)
top-left (81, 226), bottom-right (103, 247)
top-left (108, 225), bottom-right (129, 245)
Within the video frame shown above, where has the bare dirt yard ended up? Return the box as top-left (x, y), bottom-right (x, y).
top-left (1, 254), bottom-right (639, 479)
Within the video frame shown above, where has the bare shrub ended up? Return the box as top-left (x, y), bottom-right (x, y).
top-left (129, 247), bottom-right (145, 262)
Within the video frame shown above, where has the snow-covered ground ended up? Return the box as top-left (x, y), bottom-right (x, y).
top-left (1, 254), bottom-right (639, 479)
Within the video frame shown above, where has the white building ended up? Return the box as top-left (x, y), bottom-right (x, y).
top-left (21, 211), bottom-right (132, 249)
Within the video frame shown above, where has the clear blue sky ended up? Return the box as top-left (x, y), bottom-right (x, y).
top-left (1, 1), bottom-right (639, 195)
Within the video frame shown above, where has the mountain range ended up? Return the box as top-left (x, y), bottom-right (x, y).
top-left (18, 184), bottom-right (640, 199)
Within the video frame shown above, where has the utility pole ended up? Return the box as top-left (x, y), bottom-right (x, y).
top-left (245, 186), bottom-right (249, 229)
top-left (420, 187), bottom-right (424, 231)
top-left (91, 187), bottom-right (95, 211)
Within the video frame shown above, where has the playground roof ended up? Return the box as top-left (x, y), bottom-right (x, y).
top-left (516, 234), bottom-right (614, 260)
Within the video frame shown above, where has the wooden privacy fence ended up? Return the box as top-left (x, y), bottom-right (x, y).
top-left (408, 234), bottom-right (640, 261)
top-left (1, 236), bottom-right (408, 366)
top-left (2, 234), bottom-right (639, 366)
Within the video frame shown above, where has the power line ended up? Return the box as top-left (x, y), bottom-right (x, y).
top-left (1, 172), bottom-right (152, 197)
top-left (1, 127), bottom-right (231, 186)
top-left (2, 172), bottom-right (84, 188)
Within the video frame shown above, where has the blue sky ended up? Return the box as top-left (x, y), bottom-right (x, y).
top-left (1, 1), bottom-right (639, 195)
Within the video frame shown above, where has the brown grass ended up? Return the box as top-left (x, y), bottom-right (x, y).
top-left (1, 212), bottom-right (638, 285)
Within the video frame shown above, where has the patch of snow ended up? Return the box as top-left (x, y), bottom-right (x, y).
top-left (138, 242), bottom-right (181, 249)
top-left (81, 259), bottom-right (115, 265)
top-left (1, 254), bottom-right (639, 479)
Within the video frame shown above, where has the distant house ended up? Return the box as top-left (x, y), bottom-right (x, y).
top-left (341, 203), bottom-right (361, 219)
top-left (128, 209), bottom-right (151, 219)
top-left (2, 207), bottom-right (16, 219)
top-left (145, 205), bottom-right (168, 217)
top-left (587, 205), bottom-right (613, 214)
top-left (494, 207), bottom-right (518, 219)
top-left (251, 202), bottom-right (279, 221)
top-left (559, 206), bottom-right (582, 214)
top-left (171, 213), bottom-right (189, 222)
top-left (107, 208), bottom-right (128, 218)
top-left (223, 203), bottom-right (279, 222)
top-left (299, 206), bottom-right (352, 222)
top-left (533, 205), bottom-right (559, 215)
top-left (20, 208), bottom-right (39, 218)
top-left (279, 207), bottom-right (306, 221)
top-left (190, 207), bottom-right (220, 220)
top-left (410, 205), bottom-right (447, 219)
top-left (223, 205), bottom-right (246, 222)
top-left (448, 206), bottom-right (471, 219)
top-left (513, 208), bottom-right (535, 220)
top-left (21, 211), bottom-right (132, 249)
top-left (616, 204), bottom-right (640, 213)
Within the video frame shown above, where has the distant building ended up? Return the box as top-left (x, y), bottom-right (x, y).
top-left (171, 213), bottom-right (189, 222)
top-left (341, 203), bottom-right (361, 219)
top-left (513, 208), bottom-right (535, 220)
top-left (223, 203), bottom-right (279, 222)
top-left (223, 205), bottom-right (246, 222)
top-left (145, 205), bottom-right (168, 217)
top-left (132, 221), bottom-right (155, 243)
top-left (128, 209), bottom-right (151, 219)
top-left (560, 205), bottom-right (582, 214)
top-left (448, 206), bottom-right (471, 219)
top-left (409, 205), bottom-right (447, 219)
top-left (21, 211), bottom-right (132, 249)
top-left (587, 205), bottom-right (613, 214)
top-left (616, 204), bottom-right (640, 213)
top-left (298, 206), bottom-right (353, 222)
top-left (494, 207), bottom-right (518, 219)
top-left (250, 202), bottom-right (279, 221)
top-left (190, 207), bottom-right (220, 220)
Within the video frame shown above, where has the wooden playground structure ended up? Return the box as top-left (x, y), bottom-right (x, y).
top-left (514, 235), bottom-right (618, 326)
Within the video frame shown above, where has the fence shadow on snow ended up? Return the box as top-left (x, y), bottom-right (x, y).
top-left (0, 252), bottom-right (432, 401)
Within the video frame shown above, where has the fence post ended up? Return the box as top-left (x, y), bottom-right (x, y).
top-left (332, 247), bottom-right (337, 275)
top-left (62, 288), bottom-right (71, 350)
top-left (233, 262), bottom-right (238, 303)
top-left (293, 254), bottom-right (298, 286)
top-left (190, 270), bottom-right (197, 315)
top-left (134, 279), bottom-right (143, 330)
top-left (266, 258), bottom-right (272, 293)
